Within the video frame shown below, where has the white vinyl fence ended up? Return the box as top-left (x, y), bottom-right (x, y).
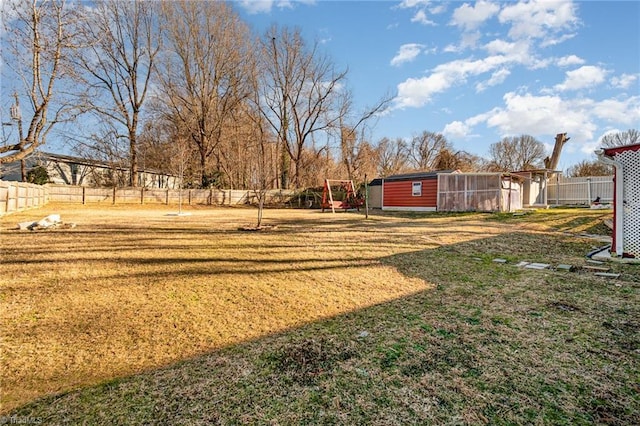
top-left (547, 176), bottom-right (613, 206)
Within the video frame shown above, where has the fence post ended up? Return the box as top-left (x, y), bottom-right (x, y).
top-left (141, 188), bottom-right (144, 205)
top-left (166, 188), bottom-right (169, 205)
top-left (556, 174), bottom-right (560, 206)
top-left (82, 186), bottom-right (86, 205)
top-left (112, 187), bottom-right (116, 204)
top-left (188, 189), bottom-right (192, 205)
top-left (587, 178), bottom-right (592, 205)
top-left (5, 183), bottom-right (11, 213)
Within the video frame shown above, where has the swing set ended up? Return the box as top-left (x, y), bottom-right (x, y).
top-left (321, 179), bottom-right (364, 213)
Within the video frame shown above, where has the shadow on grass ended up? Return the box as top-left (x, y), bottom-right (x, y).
top-left (6, 229), bottom-right (639, 425)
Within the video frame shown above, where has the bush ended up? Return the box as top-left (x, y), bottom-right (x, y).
top-left (26, 166), bottom-right (50, 185)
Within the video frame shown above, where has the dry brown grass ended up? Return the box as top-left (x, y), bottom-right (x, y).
top-left (1, 203), bottom-right (498, 412)
top-left (1, 204), bottom-right (638, 424)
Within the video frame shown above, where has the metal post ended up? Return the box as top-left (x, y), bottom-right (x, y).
top-left (364, 174), bottom-right (369, 219)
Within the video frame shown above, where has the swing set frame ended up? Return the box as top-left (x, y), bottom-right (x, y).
top-left (321, 179), bottom-right (364, 213)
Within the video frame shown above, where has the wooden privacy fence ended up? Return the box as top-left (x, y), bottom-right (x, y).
top-left (45, 184), bottom-right (295, 206)
top-left (0, 181), bottom-right (48, 216)
top-left (547, 176), bottom-right (613, 205)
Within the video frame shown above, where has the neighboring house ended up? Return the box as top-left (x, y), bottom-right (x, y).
top-left (1, 151), bottom-right (178, 188)
top-left (597, 143), bottom-right (640, 258)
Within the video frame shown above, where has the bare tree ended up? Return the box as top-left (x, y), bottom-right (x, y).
top-left (259, 25), bottom-right (347, 189)
top-left (158, 0), bottom-right (254, 188)
top-left (339, 125), bottom-right (359, 181)
top-left (169, 136), bottom-right (193, 214)
top-left (336, 88), bottom-right (393, 183)
top-left (70, 122), bottom-right (130, 187)
top-left (74, 0), bottom-right (160, 187)
top-left (244, 113), bottom-right (276, 227)
top-left (433, 148), bottom-right (482, 172)
top-left (566, 159), bottom-right (612, 177)
top-left (487, 135), bottom-right (545, 172)
top-left (408, 131), bottom-right (451, 170)
top-left (543, 132), bottom-right (570, 172)
top-left (376, 137), bottom-right (409, 177)
top-left (600, 129), bottom-right (639, 148)
top-left (0, 0), bottom-right (81, 166)
top-left (215, 104), bottom-right (274, 190)
top-left (294, 144), bottom-right (336, 188)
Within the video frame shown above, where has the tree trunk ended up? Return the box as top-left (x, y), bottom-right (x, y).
top-left (130, 131), bottom-right (138, 187)
top-left (280, 144), bottom-right (289, 189)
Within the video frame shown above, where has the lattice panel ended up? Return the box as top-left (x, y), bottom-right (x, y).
top-left (616, 149), bottom-right (640, 257)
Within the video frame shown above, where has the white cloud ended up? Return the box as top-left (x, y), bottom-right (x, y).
top-left (484, 39), bottom-right (518, 56)
top-left (394, 54), bottom-right (516, 108)
top-left (429, 4), bottom-right (447, 15)
top-left (397, 0), bottom-right (431, 8)
top-left (554, 65), bottom-right (608, 91)
top-left (592, 96), bottom-right (640, 125)
top-left (395, 73), bottom-right (452, 108)
top-left (457, 91), bottom-right (638, 152)
top-left (483, 39), bottom-right (534, 66)
top-left (237, 0), bottom-right (275, 14)
top-left (483, 92), bottom-right (597, 142)
top-left (443, 44), bottom-right (458, 53)
top-left (557, 55), bottom-right (585, 67)
top-left (396, 0), bottom-right (446, 17)
top-left (444, 31), bottom-right (483, 52)
top-left (411, 9), bottom-right (436, 25)
top-left (442, 120), bottom-right (471, 139)
top-left (476, 68), bottom-right (511, 92)
top-left (437, 55), bottom-right (511, 79)
top-left (237, 0), bottom-right (315, 14)
top-left (580, 128), bottom-right (627, 155)
top-left (540, 32), bottom-right (576, 47)
top-left (611, 73), bottom-right (638, 90)
top-left (450, 1), bottom-right (500, 31)
top-left (390, 43), bottom-right (425, 66)
top-left (499, 0), bottom-right (579, 42)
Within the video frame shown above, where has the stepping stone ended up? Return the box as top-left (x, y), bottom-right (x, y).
top-left (525, 263), bottom-right (550, 270)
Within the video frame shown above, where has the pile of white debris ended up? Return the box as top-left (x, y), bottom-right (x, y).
top-left (17, 214), bottom-right (76, 231)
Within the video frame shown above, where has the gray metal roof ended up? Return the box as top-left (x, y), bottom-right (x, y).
top-left (383, 170), bottom-right (455, 182)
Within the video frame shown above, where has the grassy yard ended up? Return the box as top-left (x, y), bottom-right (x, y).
top-left (1, 204), bottom-right (638, 424)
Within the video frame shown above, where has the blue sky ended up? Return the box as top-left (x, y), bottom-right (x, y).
top-left (234, 0), bottom-right (640, 171)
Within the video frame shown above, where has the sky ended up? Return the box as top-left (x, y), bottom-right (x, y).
top-left (233, 0), bottom-right (640, 171)
top-left (1, 0), bottom-right (638, 173)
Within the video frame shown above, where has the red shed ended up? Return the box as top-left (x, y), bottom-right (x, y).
top-left (381, 171), bottom-right (451, 211)
top-left (597, 143), bottom-right (640, 258)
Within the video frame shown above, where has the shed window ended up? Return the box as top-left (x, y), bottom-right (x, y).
top-left (412, 181), bottom-right (422, 196)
